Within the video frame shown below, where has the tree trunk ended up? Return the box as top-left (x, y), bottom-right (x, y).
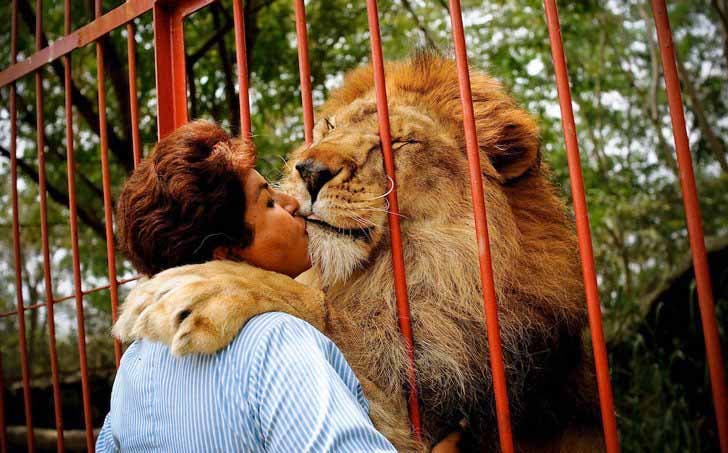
top-left (710, 0), bottom-right (728, 70)
top-left (675, 56), bottom-right (728, 173)
top-left (213, 5), bottom-right (241, 135)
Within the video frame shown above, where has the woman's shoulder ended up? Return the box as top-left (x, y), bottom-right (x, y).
top-left (217, 312), bottom-right (338, 397)
top-left (227, 312), bottom-right (328, 359)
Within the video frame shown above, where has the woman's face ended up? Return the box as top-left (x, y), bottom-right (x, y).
top-left (216, 169), bottom-right (311, 277)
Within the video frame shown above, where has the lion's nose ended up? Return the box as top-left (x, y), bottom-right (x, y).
top-left (295, 158), bottom-right (336, 203)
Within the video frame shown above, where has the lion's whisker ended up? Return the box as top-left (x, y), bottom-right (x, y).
top-left (356, 207), bottom-right (408, 219)
top-left (362, 175), bottom-right (395, 201)
top-left (277, 155), bottom-right (293, 172)
top-left (348, 213), bottom-right (376, 228)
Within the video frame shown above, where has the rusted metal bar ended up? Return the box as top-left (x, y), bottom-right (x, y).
top-left (294, 0), bottom-right (314, 146)
top-left (448, 1), bottom-right (514, 451)
top-left (64, 1), bottom-right (95, 450)
top-left (127, 21), bottom-right (142, 167)
top-left (34, 0), bottom-right (65, 448)
top-left (0, 0), bottom-right (156, 87)
top-left (649, 2), bottom-right (728, 451)
top-left (0, 353), bottom-right (7, 453)
top-left (232, 0), bottom-right (252, 139)
top-left (364, 0), bottom-right (422, 440)
top-left (543, 1), bottom-right (620, 452)
top-left (9, 0), bottom-right (35, 450)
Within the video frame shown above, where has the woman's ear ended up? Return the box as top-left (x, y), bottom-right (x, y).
top-left (212, 246), bottom-right (230, 261)
top-left (213, 245), bottom-right (250, 263)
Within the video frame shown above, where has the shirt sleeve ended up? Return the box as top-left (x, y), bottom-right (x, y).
top-left (95, 412), bottom-right (119, 452)
top-left (236, 313), bottom-right (396, 452)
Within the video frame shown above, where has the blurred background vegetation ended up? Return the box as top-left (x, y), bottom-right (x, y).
top-left (0, 0), bottom-right (726, 451)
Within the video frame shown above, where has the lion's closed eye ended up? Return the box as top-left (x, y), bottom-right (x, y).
top-left (391, 138), bottom-right (421, 150)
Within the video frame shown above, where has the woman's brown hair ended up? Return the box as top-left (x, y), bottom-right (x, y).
top-left (116, 120), bottom-right (255, 275)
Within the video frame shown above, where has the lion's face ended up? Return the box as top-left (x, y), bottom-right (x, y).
top-left (283, 97), bottom-right (482, 285)
top-left (281, 55), bottom-right (544, 287)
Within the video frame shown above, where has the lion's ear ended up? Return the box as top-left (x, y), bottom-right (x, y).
top-left (472, 99), bottom-right (541, 182)
top-left (483, 113), bottom-right (541, 181)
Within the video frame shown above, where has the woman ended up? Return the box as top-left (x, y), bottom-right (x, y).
top-left (96, 120), bottom-right (396, 451)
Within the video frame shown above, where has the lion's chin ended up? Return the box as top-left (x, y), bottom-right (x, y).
top-left (307, 226), bottom-right (371, 287)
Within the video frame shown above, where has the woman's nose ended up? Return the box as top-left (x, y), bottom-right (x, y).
top-left (273, 191), bottom-right (300, 215)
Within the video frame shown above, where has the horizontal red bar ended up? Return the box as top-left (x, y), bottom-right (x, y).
top-left (0, 0), bottom-right (155, 87)
top-left (167, 0), bottom-right (217, 19)
top-left (0, 276), bottom-right (141, 318)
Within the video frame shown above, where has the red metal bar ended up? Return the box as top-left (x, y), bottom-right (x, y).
top-left (0, 0), bottom-right (156, 87)
top-left (232, 0), bottom-right (252, 139)
top-left (9, 1), bottom-right (35, 450)
top-left (153, 4), bottom-right (178, 138)
top-left (447, 1), bottom-right (514, 451)
top-left (172, 0), bottom-right (218, 18)
top-left (34, 0), bottom-right (65, 448)
top-left (650, 2), bottom-right (728, 450)
top-left (64, 0), bottom-right (95, 449)
top-left (153, 0), bottom-right (216, 138)
top-left (294, 0), bottom-right (314, 146)
top-left (0, 276), bottom-right (142, 319)
top-left (0, 353), bottom-right (7, 453)
top-left (543, 2), bottom-right (620, 452)
top-left (364, 0), bottom-right (422, 440)
top-left (95, 0), bottom-right (123, 368)
top-left (127, 21), bottom-right (142, 167)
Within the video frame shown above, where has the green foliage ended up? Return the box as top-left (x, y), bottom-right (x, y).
top-left (0, 0), bottom-right (726, 450)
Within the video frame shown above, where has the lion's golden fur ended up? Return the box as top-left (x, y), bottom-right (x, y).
top-left (283, 53), bottom-right (601, 449)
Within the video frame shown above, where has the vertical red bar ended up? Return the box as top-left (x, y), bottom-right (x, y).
top-left (364, 0), bottom-right (422, 440)
top-left (543, 2), bottom-right (620, 452)
top-left (153, 4), bottom-right (175, 138)
top-left (232, 0), bottom-right (252, 139)
top-left (153, 3), bottom-right (188, 138)
top-left (9, 0), bottom-right (35, 450)
top-left (95, 0), bottom-right (123, 367)
top-left (294, 0), bottom-right (314, 146)
top-left (650, 2), bottom-right (728, 451)
top-left (127, 21), bottom-right (142, 167)
top-left (64, 0), bottom-right (95, 449)
top-left (34, 1), bottom-right (65, 449)
top-left (447, 1), bottom-right (515, 451)
top-left (0, 353), bottom-right (7, 453)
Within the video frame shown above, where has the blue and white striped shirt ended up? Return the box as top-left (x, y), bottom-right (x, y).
top-left (96, 312), bottom-right (395, 452)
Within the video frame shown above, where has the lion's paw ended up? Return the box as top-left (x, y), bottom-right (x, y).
top-left (112, 260), bottom-right (325, 356)
top-left (113, 272), bottom-right (208, 345)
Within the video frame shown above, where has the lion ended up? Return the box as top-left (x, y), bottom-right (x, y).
top-left (114, 53), bottom-right (604, 451)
